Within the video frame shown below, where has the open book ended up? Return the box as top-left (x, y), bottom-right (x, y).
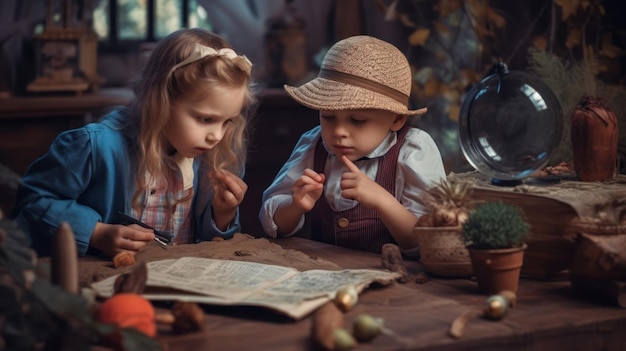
top-left (90, 257), bottom-right (401, 320)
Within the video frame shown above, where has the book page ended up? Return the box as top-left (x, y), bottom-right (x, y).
top-left (90, 257), bottom-right (400, 319)
top-left (92, 257), bottom-right (299, 301)
top-left (150, 257), bottom-right (299, 300)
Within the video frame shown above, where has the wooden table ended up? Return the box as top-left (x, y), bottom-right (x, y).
top-left (151, 237), bottom-right (626, 351)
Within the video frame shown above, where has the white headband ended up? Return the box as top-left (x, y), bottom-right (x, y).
top-left (169, 43), bottom-right (252, 76)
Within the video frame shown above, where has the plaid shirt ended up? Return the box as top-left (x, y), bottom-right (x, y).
top-left (133, 155), bottom-right (194, 244)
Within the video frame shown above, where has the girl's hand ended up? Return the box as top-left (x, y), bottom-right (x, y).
top-left (212, 169), bottom-right (248, 229)
top-left (290, 168), bottom-right (325, 212)
top-left (340, 155), bottom-right (388, 209)
top-left (90, 222), bottom-right (155, 258)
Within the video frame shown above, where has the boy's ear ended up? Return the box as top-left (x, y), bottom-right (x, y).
top-left (390, 114), bottom-right (408, 132)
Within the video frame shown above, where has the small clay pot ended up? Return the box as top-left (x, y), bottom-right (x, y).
top-left (468, 245), bottom-right (526, 294)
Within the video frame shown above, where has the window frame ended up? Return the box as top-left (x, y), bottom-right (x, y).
top-left (97, 0), bottom-right (191, 54)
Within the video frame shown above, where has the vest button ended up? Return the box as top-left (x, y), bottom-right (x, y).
top-left (337, 217), bottom-right (349, 228)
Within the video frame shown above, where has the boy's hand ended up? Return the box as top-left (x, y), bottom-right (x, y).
top-left (212, 169), bottom-right (248, 229)
top-left (290, 168), bottom-right (325, 212)
top-left (90, 222), bottom-right (154, 258)
top-left (340, 155), bottom-right (386, 209)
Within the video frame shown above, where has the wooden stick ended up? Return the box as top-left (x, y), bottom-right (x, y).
top-left (311, 302), bottom-right (346, 350)
top-left (448, 309), bottom-right (482, 339)
top-left (51, 222), bottom-right (79, 294)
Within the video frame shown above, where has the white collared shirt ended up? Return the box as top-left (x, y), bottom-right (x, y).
top-left (259, 125), bottom-right (446, 237)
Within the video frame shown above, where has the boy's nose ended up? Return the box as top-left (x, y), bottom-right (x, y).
top-left (332, 123), bottom-right (349, 137)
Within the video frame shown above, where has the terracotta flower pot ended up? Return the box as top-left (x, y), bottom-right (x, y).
top-left (468, 244), bottom-right (526, 294)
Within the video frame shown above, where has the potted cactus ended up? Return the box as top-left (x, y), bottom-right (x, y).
top-left (462, 201), bottom-right (531, 294)
top-left (413, 177), bottom-right (477, 277)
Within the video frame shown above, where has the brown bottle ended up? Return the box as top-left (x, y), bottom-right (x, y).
top-left (571, 96), bottom-right (619, 181)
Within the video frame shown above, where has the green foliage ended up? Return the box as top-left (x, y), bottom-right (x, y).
top-left (461, 202), bottom-right (530, 250)
top-left (0, 218), bottom-right (161, 351)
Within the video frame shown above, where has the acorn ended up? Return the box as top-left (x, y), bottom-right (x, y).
top-left (333, 328), bottom-right (356, 350)
top-left (334, 286), bottom-right (358, 312)
top-left (352, 314), bottom-right (383, 342)
top-left (497, 290), bottom-right (517, 307)
top-left (483, 294), bottom-right (509, 320)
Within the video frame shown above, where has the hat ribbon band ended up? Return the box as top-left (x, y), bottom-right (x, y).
top-left (318, 69), bottom-right (409, 105)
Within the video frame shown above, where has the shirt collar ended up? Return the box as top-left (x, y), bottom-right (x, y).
top-left (322, 131), bottom-right (398, 160)
top-left (170, 153), bottom-right (195, 190)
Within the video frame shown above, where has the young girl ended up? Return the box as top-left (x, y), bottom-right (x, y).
top-left (12, 28), bottom-right (256, 258)
top-left (259, 35), bottom-right (446, 254)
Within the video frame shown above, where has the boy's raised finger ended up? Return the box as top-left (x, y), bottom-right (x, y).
top-left (340, 155), bottom-right (361, 173)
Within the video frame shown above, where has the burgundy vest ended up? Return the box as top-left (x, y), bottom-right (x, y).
top-left (309, 127), bottom-right (409, 253)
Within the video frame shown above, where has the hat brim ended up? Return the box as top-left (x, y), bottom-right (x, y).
top-left (284, 78), bottom-right (427, 116)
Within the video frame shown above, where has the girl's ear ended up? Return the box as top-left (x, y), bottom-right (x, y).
top-left (390, 114), bottom-right (408, 132)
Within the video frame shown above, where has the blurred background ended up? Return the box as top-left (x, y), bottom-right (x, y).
top-left (1, 0), bottom-right (625, 232)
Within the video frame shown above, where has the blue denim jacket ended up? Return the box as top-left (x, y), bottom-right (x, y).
top-left (12, 109), bottom-right (241, 256)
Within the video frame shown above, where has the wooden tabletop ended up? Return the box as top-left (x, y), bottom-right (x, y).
top-left (151, 237), bottom-right (626, 351)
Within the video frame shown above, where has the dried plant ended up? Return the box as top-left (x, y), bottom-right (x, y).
top-left (416, 177), bottom-right (477, 227)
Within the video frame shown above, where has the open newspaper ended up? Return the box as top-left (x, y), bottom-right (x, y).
top-left (90, 257), bottom-right (401, 319)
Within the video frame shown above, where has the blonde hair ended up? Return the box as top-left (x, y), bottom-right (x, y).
top-left (129, 28), bottom-right (256, 211)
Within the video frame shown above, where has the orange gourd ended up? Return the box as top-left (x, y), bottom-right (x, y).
top-left (97, 293), bottom-right (157, 338)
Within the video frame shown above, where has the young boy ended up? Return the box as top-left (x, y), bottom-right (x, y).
top-left (259, 35), bottom-right (446, 254)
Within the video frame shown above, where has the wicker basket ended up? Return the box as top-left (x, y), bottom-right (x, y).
top-left (413, 226), bottom-right (474, 278)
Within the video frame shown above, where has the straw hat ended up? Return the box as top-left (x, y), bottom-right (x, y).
top-left (284, 35), bottom-right (426, 116)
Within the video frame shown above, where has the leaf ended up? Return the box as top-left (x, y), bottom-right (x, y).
top-left (120, 328), bottom-right (162, 351)
top-left (399, 13), bottom-right (415, 27)
top-left (565, 28), bottom-right (582, 48)
top-left (409, 28), bottom-right (431, 46)
top-left (459, 69), bottom-right (482, 87)
top-left (423, 79), bottom-right (443, 98)
top-left (432, 20), bottom-right (449, 35)
top-left (601, 33), bottom-right (621, 58)
top-left (487, 7), bottom-right (506, 28)
top-left (385, 0), bottom-right (399, 21)
top-left (433, 49), bottom-right (448, 61)
top-left (414, 67), bottom-right (434, 85)
top-left (31, 279), bottom-right (95, 325)
top-left (554, 0), bottom-right (582, 20)
top-left (374, 0), bottom-right (387, 14)
top-left (585, 45), bottom-right (597, 66)
top-left (436, 0), bottom-right (464, 17)
top-left (532, 36), bottom-right (548, 51)
top-left (595, 60), bottom-right (610, 73)
top-left (448, 103), bottom-right (461, 122)
top-left (441, 85), bottom-right (460, 103)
